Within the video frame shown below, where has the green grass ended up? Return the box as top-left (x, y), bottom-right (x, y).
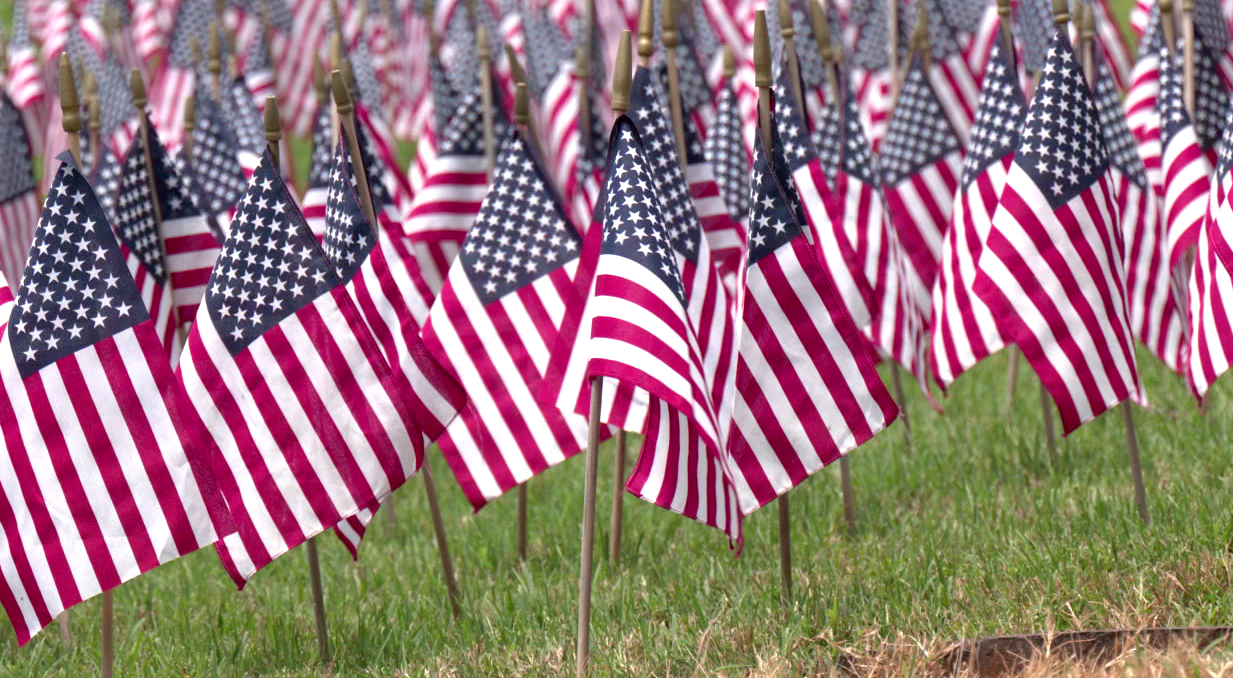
top-left (12, 0), bottom-right (1233, 675)
top-left (2, 351), bottom-right (1232, 676)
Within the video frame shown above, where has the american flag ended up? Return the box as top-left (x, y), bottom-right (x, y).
top-left (1095, 58), bottom-right (1180, 372)
top-left (929, 38), bottom-right (1022, 391)
top-left (406, 50), bottom-right (460, 198)
top-left (0, 153), bottom-right (233, 645)
top-left (184, 94), bottom-right (249, 233)
top-left (1129, 0), bottom-right (1153, 40)
top-left (405, 90), bottom-right (509, 293)
top-left (727, 118), bottom-right (898, 515)
top-left (420, 131), bottom-right (589, 510)
top-left (147, 0), bottom-right (214, 150)
top-left (704, 70), bottom-right (750, 232)
top-left (302, 104), bottom-right (335, 238)
top-left (321, 139), bottom-right (463, 555)
top-left (355, 103), bottom-right (416, 230)
top-left (66, 18), bottom-right (138, 157)
top-left (176, 150), bottom-right (424, 586)
top-left (1085, 0), bottom-right (1134, 90)
top-left (1125, 7), bottom-right (1164, 198)
top-left (142, 124), bottom-right (223, 334)
top-left (225, 77), bottom-right (267, 178)
top-left (973, 29), bottom-right (1144, 435)
top-left (810, 68), bottom-right (887, 339)
top-left (1159, 49), bottom-right (1212, 273)
top-left (0, 92), bottom-right (39, 285)
top-left (771, 65), bottom-right (872, 326)
top-left (268, 0), bottom-right (331, 136)
top-left (1186, 112), bottom-right (1233, 400)
top-left (111, 130), bottom-right (183, 358)
top-left (899, 0), bottom-right (980, 137)
top-left (585, 114), bottom-right (742, 544)
top-left (539, 60), bottom-right (593, 234)
top-left (880, 49), bottom-right (964, 320)
top-left (5, 0), bottom-right (47, 120)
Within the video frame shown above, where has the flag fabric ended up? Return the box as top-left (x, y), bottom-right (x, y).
top-left (176, 150), bottom-right (424, 586)
top-left (847, 0), bottom-right (909, 149)
top-left (321, 139), bottom-right (464, 555)
top-left (1125, 8), bottom-right (1165, 197)
top-left (880, 49), bottom-right (965, 320)
top-left (421, 130), bottom-right (588, 510)
top-left (678, 84), bottom-right (744, 285)
top-left (302, 105), bottom-right (336, 239)
top-left (404, 90), bottom-right (509, 293)
top-left (726, 118), bottom-right (898, 515)
top-left (1159, 49), bottom-right (1212, 272)
top-left (225, 77), bottom-right (268, 178)
top-left (111, 130), bottom-right (183, 359)
top-left (0, 93), bottom-right (39, 285)
top-left (183, 95), bottom-right (249, 235)
top-left (1186, 112), bottom-right (1233, 400)
top-left (586, 113), bottom-right (742, 544)
top-left (929, 37), bottom-right (1023, 391)
top-left (4, 0), bottom-right (46, 114)
top-left (147, 0), bottom-right (214, 150)
top-left (973, 29), bottom-right (1143, 435)
top-left (704, 71), bottom-right (750, 232)
top-left (772, 66), bottom-right (872, 326)
top-left (0, 153), bottom-right (233, 645)
top-left (142, 124), bottom-right (223, 333)
top-left (810, 68), bottom-right (888, 338)
top-left (1086, 0), bottom-right (1134, 90)
top-left (1095, 58), bottom-right (1181, 372)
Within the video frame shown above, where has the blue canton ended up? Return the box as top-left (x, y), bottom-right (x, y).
top-left (600, 117), bottom-right (687, 305)
top-left (1158, 46), bottom-right (1192, 149)
top-left (810, 70), bottom-right (880, 185)
top-left (960, 38), bottom-right (1025, 188)
top-left (1014, 28), bottom-right (1109, 210)
top-left (1016, 0), bottom-right (1053, 74)
top-left (628, 67), bottom-right (702, 261)
top-left (226, 77), bottom-right (266, 154)
top-left (308, 105), bottom-right (334, 189)
top-left (322, 141), bottom-right (375, 284)
top-left (749, 127), bottom-right (806, 266)
top-left (112, 134), bottom-right (168, 282)
top-left (8, 154), bottom-right (149, 378)
top-left (880, 52), bottom-right (962, 186)
top-left (459, 133), bottom-right (580, 305)
top-left (204, 151), bottom-right (338, 355)
top-left (189, 96), bottom-right (249, 214)
top-left (0, 93), bottom-right (35, 205)
top-left (1093, 59), bottom-right (1148, 188)
top-left (704, 82), bottom-right (751, 225)
top-left (439, 90), bottom-right (510, 156)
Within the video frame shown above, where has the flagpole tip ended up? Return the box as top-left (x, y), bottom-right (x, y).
top-left (810, 0), bottom-right (832, 54)
top-left (637, 0), bottom-right (654, 61)
top-left (314, 58), bottom-right (329, 103)
top-left (723, 44), bottom-right (736, 77)
top-left (575, 44), bottom-right (590, 79)
top-left (130, 70), bottom-right (148, 109)
top-left (1078, 3), bottom-right (1095, 38)
top-left (754, 10), bottom-right (771, 88)
top-left (515, 82), bottom-right (530, 127)
top-left (504, 44), bottom-right (528, 85)
top-left (330, 70), bottom-right (354, 115)
top-left (184, 96), bottom-right (196, 133)
top-left (612, 30), bottom-right (633, 113)
top-left (1182, 0), bottom-right (1193, 11)
top-left (663, 0), bottom-right (678, 49)
top-left (997, 0), bottom-right (1012, 19)
top-left (59, 55), bottom-right (82, 134)
top-left (330, 31), bottom-right (344, 70)
top-left (208, 21), bottom-right (222, 78)
top-left (778, 0), bottom-right (794, 38)
top-left (476, 24), bottom-right (489, 61)
top-left (264, 97), bottom-right (281, 144)
top-left (1159, 0), bottom-right (1172, 12)
top-left (89, 97), bottom-right (101, 132)
top-left (1052, 0), bottom-right (1070, 25)
top-left (912, 1), bottom-right (930, 52)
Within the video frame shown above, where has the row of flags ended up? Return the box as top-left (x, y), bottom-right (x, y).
top-left (5, 0), bottom-right (1233, 650)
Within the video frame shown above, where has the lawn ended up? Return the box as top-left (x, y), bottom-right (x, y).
top-left (11, 1), bottom-right (1233, 676)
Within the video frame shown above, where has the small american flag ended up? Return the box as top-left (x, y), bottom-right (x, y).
top-left (147, 0), bottom-right (214, 149)
top-left (1159, 49), bottom-right (1212, 272)
top-left (0, 153), bottom-right (233, 645)
top-left (421, 131), bottom-right (589, 510)
top-left (142, 124), bottom-right (223, 334)
top-left (225, 76), bottom-right (267, 178)
top-left (405, 90), bottom-right (509, 293)
top-left (406, 50), bottom-right (459, 199)
top-left (176, 150), bottom-right (423, 586)
top-left (727, 119), bottom-right (898, 515)
top-left (587, 115), bottom-right (742, 545)
top-left (973, 29), bottom-right (1144, 435)
top-left (1095, 57), bottom-right (1181, 372)
top-left (678, 77), bottom-right (742, 284)
top-left (321, 139), bottom-right (464, 555)
top-left (1125, 7), bottom-right (1165, 198)
top-left (5, 0), bottom-right (47, 114)
top-left (302, 105), bottom-right (335, 239)
top-left (183, 95), bottom-right (249, 234)
top-left (929, 37), bottom-right (1022, 391)
top-left (1186, 113), bottom-right (1233, 401)
top-left (880, 49), bottom-right (964, 320)
top-left (704, 71), bottom-right (750, 232)
top-left (0, 92), bottom-right (39, 285)
top-left (772, 63), bottom-right (871, 326)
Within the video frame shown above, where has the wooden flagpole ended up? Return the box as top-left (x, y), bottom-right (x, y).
top-left (660, 0), bottom-right (689, 168)
top-left (754, 10), bottom-right (796, 606)
top-left (779, 0), bottom-right (807, 124)
top-left (477, 25), bottom-right (496, 177)
top-left (332, 71), bottom-right (465, 616)
top-left (578, 35), bottom-right (631, 676)
top-left (1077, 4), bottom-right (1095, 84)
top-left (1001, 0), bottom-right (1020, 415)
top-left (1182, 0), bottom-right (1195, 115)
top-left (183, 96), bottom-right (197, 165)
top-left (513, 82), bottom-right (542, 562)
top-left (97, 65), bottom-right (115, 674)
top-left (265, 98), bottom-right (331, 663)
top-left (888, 0), bottom-right (901, 102)
top-left (56, 53), bottom-right (82, 651)
top-left (1161, 0), bottom-right (1176, 57)
top-left (84, 72), bottom-right (100, 173)
top-left (208, 21), bottom-right (223, 103)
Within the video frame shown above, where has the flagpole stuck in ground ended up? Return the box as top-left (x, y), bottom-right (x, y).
top-left (578, 34), bottom-right (630, 677)
top-left (331, 70), bottom-right (466, 616)
top-left (1001, 0), bottom-right (1019, 422)
top-left (754, 10), bottom-right (794, 606)
top-left (265, 98), bottom-right (332, 662)
top-left (513, 81), bottom-right (540, 562)
top-left (55, 54), bottom-right (81, 651)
